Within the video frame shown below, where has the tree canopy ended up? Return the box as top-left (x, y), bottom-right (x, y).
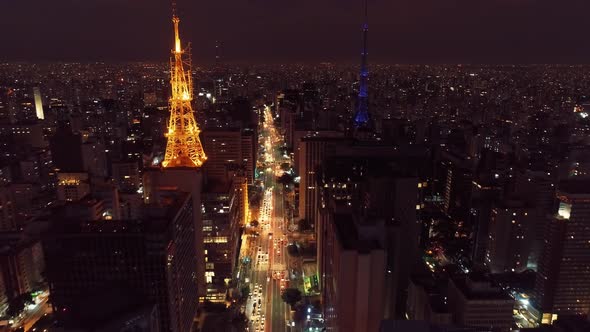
top-left (281, 288), bottom-right (302, 308)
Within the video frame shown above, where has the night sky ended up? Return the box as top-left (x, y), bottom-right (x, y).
top-left (2, 0), bottom-right (590, 64)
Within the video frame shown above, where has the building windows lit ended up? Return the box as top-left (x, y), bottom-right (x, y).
top-left (204, 236), bottom-right (228, 243)
top-left (205, 271), bottom-right (215, 284)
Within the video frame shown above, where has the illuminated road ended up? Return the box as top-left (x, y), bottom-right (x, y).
top-left (243, 105), bottom-right (294, 332)
top-left (10, 291), bottom-right (52, 332)
top-left (263, 105), bottom-right (291, 332)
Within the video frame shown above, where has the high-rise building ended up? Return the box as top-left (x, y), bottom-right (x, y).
top-left (514, 169), bottom-right (556, 270)
top-left (298, 136), bottom-right (349, 227)
top-left (406, 276), bottom-right (453, 326)
top-left (314, 144), bottom-right (424, 315)
top-left (50, 127), bottom-right (107, 177)
top-left (470, 177), bottom-right (503, 266)
top-left (322, 212), bottom-right (386, 332)
top-left (33, 86), bottom-right (44, 120)
top-left (44, 191), bottom-right (197, 332)
top-left (447, 274), bottom-right (514, 331)
top-left (486, 199), bottom-right (534, 273)
top-left (143, 167), bottom-right (205, 297)
top-left (534, 179), bottom-right (590, 323)
top-left (0, 232), bottom-right (45, 303)
top-left (50, 128), bottom-right (84, 172)
top-left (201, 174), bottom-right (247, 301)
top-left (201, 128), bottom-right (254, 184)
top-left (318, 155), bottom-right (421, 319)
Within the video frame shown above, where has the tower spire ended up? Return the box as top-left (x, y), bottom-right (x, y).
top-left (172, 2), bottom-right (182, 54)
top-left (162, 0), bottom-right (207, 168)
top-left (354, 0), bottom-right (370, 127)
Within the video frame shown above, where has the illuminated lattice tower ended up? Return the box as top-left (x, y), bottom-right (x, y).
top-left (162, 4), bottom-right (207, 168)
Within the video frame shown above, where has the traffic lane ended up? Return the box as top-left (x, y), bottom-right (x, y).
top-left (271, 279), bottom-right (283, 332)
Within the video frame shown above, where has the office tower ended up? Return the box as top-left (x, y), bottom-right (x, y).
top-left (44, 192), bottom-right (197, 332)
top-left (406, 276), bottom-right (452, 325)
top-left (440, 158), bottom-right (475, 219)
top-left (299, 137), bottom-right (328, 225)
top-left (470, 177), bottom-right (502, 266)
top-left (143, 168), bottom-right (205, 298)
top-left (353, 0), bottom-right (370, 127)
top-left (514, 169), bottom-right (556, 270)
top-left (201, 128), bottom-right (254, 184)
top-left (534, 179), bottom-right (590, 323)
top-left (322, 212), bottom-right (386, 332)
top-left (292, 130), bottom-right (343, 176)
top-left (298, 136), bottom-right (348, 227)
top-left (50, 127), bottom-right (107, 177)
top-left (447, 274), bottom-right (514, 331)
top-left (33, 87), bottom-right (44, 120)
top-left (277, 89), bottom-right (304, 147)
top-left (201, 174), bottom-right (246, 301)
top-left (318, 153), bottom-right (421, 318)
top-left (240, 130), bottom-right (255, 183)
top-left (50, 128), bottom-right (84, 172)
top-left (0, 232), bottom-right (45, 303)
top-left (485, 199), bottom-right (533, 273)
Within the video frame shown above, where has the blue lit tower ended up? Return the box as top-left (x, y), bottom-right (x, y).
top-left (354, 0), bottom-right (370, 127)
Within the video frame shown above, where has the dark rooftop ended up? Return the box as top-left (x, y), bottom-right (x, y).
top-left (451, 274), bottom-right (512, 301)
top-left (50, 192), bottom-right (190, 235)
top-left (333, 212), bottom-right (381, 253)
top-left (558, 178), bottom-right (590, 195)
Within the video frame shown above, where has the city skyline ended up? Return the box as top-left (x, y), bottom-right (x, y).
top-left (2, 0), bottom-right (590, 331)
top-left (3, 0), bottom-right (590, 64)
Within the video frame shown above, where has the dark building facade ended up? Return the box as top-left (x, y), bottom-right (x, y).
top-left (44, 192), bottom-right (198, 332)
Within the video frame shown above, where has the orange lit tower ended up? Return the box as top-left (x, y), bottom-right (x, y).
top-left (162, 1), bottom-right (207, 168)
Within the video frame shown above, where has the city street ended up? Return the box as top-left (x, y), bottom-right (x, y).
top-left (242, 105), bottom-right (296, 332)
top-left (9, 290), bottom-right (52, 332)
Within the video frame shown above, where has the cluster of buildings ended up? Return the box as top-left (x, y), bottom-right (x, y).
top-left (0, 17), bottom-right (589, 332)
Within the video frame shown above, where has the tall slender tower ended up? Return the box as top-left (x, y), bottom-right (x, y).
top-left (354, 0), bottom-right (370, 127)
top-left (33, 87), bottom-right (45, 120)
top-left (162, 1), bottom-right (207, 168)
